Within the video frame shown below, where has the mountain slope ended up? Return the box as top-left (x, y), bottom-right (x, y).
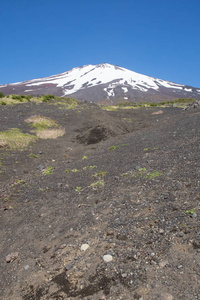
top-left (1, 63), bottom-right (200, 103)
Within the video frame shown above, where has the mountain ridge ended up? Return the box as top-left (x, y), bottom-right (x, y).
top-left (1, 63), bottom-right (200, 103)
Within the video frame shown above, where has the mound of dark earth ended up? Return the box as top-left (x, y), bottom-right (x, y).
top-left (0, 99), bottom-right (200, 300)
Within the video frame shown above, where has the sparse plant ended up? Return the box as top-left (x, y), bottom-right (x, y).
top-left (92, 171), bottom-right (107, 178)
top-left (90, 180), bottom-right (105, 189)
top-left (83, 165), bottom-right (97, 170)
top-left (108, 145), bottom-right (120, 151)
top-left (11, 179), bottom-right (26, 187)
top-left (75, 187), bottom-right (82, 192)
top-left (147, 170), bottom-right (162, 179)
top-left (29, 153), bottom-right (38, 158)
top-left (65, 168), bottom-right (79, 173)
top-left (138, 167), bottom-right (147, 173)
top-left (121, 167), bottom-right (162, 180)
top-left (43, 166), bottom-right (53, 175)
top-left (186, 208), bottom-right (196, 214)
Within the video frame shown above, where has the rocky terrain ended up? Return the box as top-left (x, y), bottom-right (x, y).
top-left (0, 97), bottom-right (200, 299)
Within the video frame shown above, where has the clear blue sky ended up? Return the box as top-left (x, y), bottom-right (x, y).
top-left (1, 0), bottom-right (200, 87)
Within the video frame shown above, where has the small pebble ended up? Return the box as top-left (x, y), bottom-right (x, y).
top-left (37, 165), bottom-right (44, 171)
top-left (80, 244), bottom-right (89, 251)
top-left (160, 292), bottom-right (173, 300)
top-left (24, 265), bottom-right (30, 270)
top-left (177, 265), bottom-right (183, 269)
top-left (6, 252), bottom-right (19, 263)
top-left (176, 232), bottom-right (184, 237)
top-left (103, 254), bottom-right (113, 262)
top-left (159, 261), bottom-right (168, 268)
top-left (65, 263), bottom-right (73, 271)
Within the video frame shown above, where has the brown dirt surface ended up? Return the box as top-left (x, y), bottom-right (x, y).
top-left (0, 100), bottom-right (200, 299)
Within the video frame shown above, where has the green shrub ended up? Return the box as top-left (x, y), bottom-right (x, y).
top-left (11, 95), bottom-right (23, 101)
top-left (0, 92), bottom-right (4, 98)
top-left (42, 95), bottom-right (55, 102)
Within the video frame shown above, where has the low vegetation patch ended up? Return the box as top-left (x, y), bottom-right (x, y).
top-left (101, 98), bottom-right (198, 110)
top-left (36, 128), bottom-right (65, 139)
top-left (108, 144), bottom-right (126, 151)
top-left (0, 128), bottom-right (38, 150)
top-left (43, 166), bottom-right (54, 175)
top-left (92, 171), bottom-right (107, 178)
top-left (25, 115), bottom-right (65, 139)
top-left (52, 97), bottom-right (79, 110)
top-left (0, 95), bottom-right (80, 109)
top-left (90, 180), bottom-right (105, 189)
top-left (29, 153), bottom-right (38, 158)
top-left (25, 115), bottom-right (59, 130)
top-left (121, 167), bottom-right (162, 180)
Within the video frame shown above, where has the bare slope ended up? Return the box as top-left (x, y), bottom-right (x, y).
top-left (0, 99), bottom-right (200, 299)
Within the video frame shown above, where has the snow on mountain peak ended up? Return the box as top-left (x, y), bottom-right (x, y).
top-left (0, 63), bottom-right (199, 102)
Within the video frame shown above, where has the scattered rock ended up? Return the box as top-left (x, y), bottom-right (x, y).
top-left (192, 213), bottom-right (197, 218)
top-left (177, 265), bottom-right (183, 269)
top-left (103, 254), bottom-right (113, 262)
top-left (192, 240), bottom-right (200, 249)
top-left (152, 110), bottom-right (163, 115)
top-left (176, 231), bottom-right (184, 237)
top-left (6, 252), bottom-right (19, 263)
top-left (65, 263), bottom-right (73, 271)
top-left (159, 261), bottom-right (168, 268)
top-left (106, 230), bottom-right (114, 236)
top-left (37, 165), bottom-right (44, 171)
top-left (160, 292), bottom-right (173, 300)
top-left (80, 244), bottom-right (89, 251)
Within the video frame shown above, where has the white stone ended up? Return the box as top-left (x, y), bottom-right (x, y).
top-left (103, 254), bottom-right (113, 262)
top-left (80, 244), bottom-right (89, 251)
top-left (24, 265), bottom-right (30, 270)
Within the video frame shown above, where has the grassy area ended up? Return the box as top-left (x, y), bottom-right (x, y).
top-left (0, 128), bottom-right (38, 150)
top-left (0, 94), bottom-right (197, 110)
top-left (25, 115), bottom-right (65, 139)
top-left (0, 94), bottom-right (79, 109)
top-left (51, 97), bottom-right (79, 110)
top-left (25, 115), bottom-right (60, 130)
top-left (101, 98), bottom-right (198, 110)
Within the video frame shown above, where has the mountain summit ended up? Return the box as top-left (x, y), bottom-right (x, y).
top-left (1, 63), bottom-right (200, 103)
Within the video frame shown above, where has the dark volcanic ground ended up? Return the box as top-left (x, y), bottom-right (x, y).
top-left (0, 100), bottom-right (200, 300)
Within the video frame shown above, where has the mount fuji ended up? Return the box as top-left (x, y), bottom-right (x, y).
top-left (1, 63), bottom-right (200, 103)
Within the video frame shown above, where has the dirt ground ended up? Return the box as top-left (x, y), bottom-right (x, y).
top-left (0, 100), bottom-right (200, 300)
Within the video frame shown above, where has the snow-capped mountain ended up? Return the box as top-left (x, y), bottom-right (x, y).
top-left (1, 63), bottom-right (200, 103)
